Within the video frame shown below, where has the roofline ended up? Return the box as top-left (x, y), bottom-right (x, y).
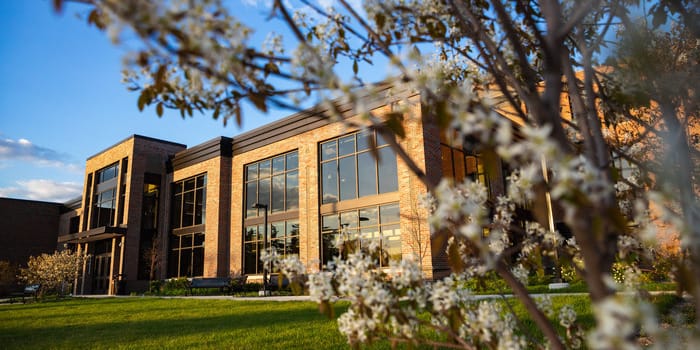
top-left (86, 134), bottom-right (187, 161)
top-left (0, 197), bottom-right (62, 206)
top-left (172, 136), bottom-right (233, 170)
top-left (232, 83), bottom-right (418, 154)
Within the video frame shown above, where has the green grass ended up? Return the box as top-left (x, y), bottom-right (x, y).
top-left (1, 294), bottom-right (691, 349)
top-left (0, 298), bottom-right (351, 350)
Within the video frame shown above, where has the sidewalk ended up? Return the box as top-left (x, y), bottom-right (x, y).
top-left (73, 294), bottom-right (314, 302)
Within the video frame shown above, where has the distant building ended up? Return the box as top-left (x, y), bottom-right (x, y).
top-left (0, 198), bottom-right (64, 267)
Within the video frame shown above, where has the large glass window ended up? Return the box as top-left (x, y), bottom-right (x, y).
top-left (243, 220), bottom-right (300, 274)
top-left (245, 151), bottom-right (299, 218)
top-left (90, 162), bottom-right (119, 228)
top-left (168, 232), bottom-right (204, 278)
top-left (171, 174), bottom-right (207, 229)
top-left (320, 130), bottom-right (398, 204)
top-left (440, 144), bottom-right (489, 189)
top-left (321, 203), bottom-right (401, 267)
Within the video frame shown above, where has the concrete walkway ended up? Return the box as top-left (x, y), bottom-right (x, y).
top-left (70, 294), bottom-right (314, 302)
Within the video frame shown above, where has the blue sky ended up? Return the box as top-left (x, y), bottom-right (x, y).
top-left (0, 1), bottom-right (308, 202)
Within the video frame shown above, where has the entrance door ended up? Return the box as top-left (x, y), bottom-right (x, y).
top-left (92, 254), bottom-right (111, 294)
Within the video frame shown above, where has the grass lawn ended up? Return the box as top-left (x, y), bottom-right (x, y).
top-left (0, 298), bottom-right (351, 350)
top-left (0, 294), bottom-right (691, 349)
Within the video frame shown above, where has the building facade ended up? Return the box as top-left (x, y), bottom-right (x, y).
top-left (43, 87), bottom-right (513, 295)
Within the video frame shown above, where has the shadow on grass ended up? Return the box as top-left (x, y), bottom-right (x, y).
top-left (0, 299), bottom-right (350, 349)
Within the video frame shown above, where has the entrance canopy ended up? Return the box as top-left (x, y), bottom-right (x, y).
top-left (58, 226), bottom-right (126, 244)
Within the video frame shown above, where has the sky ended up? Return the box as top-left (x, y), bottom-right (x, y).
top-left (0, 1), bottom-right (308, 202)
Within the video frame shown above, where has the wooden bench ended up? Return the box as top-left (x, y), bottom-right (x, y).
top-left (186, 277), bottom-right (231, 296)
top-left (10, 284), bottom-right (41, 304)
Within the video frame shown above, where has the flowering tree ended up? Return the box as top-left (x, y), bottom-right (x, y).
top-left (18, 250), bottom-right (90, 297)
top-left (57, 0), bottom-right (699, 348)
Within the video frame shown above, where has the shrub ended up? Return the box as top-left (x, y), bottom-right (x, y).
top-left (159, 277), bottom-right (190, 295)
top-left (18, 250), bottom-right (88, 297)
top-left (0, 261), bottom-right (17, 296)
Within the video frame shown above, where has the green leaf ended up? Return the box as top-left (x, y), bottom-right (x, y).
top-left (87, 9), bottom-right (104, 29)
top-left (375, 13), bottom-right (385, 30)
top-left (249, 93), bottom-right (268, 113)
top-left (352, 60), bottom-right (358, 75)
top-left (52, 0), bottom-right (63, 13)
top-left (156, 102), bottom-right (164, 117)
top-left (137, 91), bottom-right (148, 112)
top-left (383, 112), bottom-right (405, 138)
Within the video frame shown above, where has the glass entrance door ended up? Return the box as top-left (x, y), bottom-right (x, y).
top-left (92, 253), bottom-right (112, 294)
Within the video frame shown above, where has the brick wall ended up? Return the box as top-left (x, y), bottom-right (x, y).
top-left (0, 198), bottom-right (60, 266)
top-left (172, 155), bottom-right (231, 277)
top-left (230, 97), bottom-right (439, 278)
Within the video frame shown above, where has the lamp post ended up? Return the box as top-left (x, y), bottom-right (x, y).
top-left (252, 203), bottom-right (269, 296)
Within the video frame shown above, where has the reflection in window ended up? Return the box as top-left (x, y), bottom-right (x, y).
top-left (440, 144), bottom-right (489, 190)
top-left (168, 232), bottom-right (204, 278)
top-left (321, 203), bottom-right (401, 267)
top-left (171, 174), bottom-right (207, 229)
top-left (243, 220), bottom-right (300, 274)
top-left (320, 131), bottom-right (398, 204)
top-left (90, 162), bottom-right (120, 229)
top-left (244, 151), bottom-right (299, 217)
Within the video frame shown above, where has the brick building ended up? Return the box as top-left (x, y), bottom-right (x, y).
top-left (4, 87), bottom-right (518, 295)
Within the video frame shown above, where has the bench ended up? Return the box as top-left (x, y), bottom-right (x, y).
top-left (10, 284), bottom-right (41, 304)
top-left (186, 277), bottom-right (231, 296)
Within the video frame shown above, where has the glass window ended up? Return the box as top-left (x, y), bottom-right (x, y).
top-left (320, 130), bottom-right (398, 203)
top-left (243, 220), bottom-right (300, 274)
top-left (167, 232), bottom-right (205, 278)
top-left (272, 156), bottom-right (285, 174)
top-left (321, 161), bottom-right (338, 204)
top-left (321, 202), bottom-right (401, 268)
top-left (339, 157), bottom-right (357, 201)
top-left (378, 147), bottom-right (398, 193)
top-left (244, 150), bottom-right (299, 218)
top-left (286, 152), bottom-right (298, 170)
top-left (171, 173), bottom-right (207, 229)
top-left (321, 140), bottom-right (337, 161)
top-left (356, 130), bottom-right (372, 151)
top-left (90, 162), bottom-right (121, 229)
top-left (338, 135), bottom-right (355, 156)
top-left (271, 175), bottom-right (285, 213)
top-left (440, 143), bottom-right (490, 193)
top-left (286, 171), bottom-right (299, 210)
top-left (357, 152), bottom-right (378, 197)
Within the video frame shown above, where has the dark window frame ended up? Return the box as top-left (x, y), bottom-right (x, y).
top-left (243, 219), bottom-right (300, 275)
top-left (320, 202), bottom-right (401, 268)
top-left (244, 150), bottom-right (299, 219)
top-left (171, 173), bottom-right (207, 229)
top-left (168, 232), bottom-right (205, 278)
top-left (319, 130), bottom-right (398, 204)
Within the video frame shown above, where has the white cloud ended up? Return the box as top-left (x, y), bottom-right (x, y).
top-left (0, 179), bottom-right (82, 203)
top-left (0, 137), bottom-right (81, 172)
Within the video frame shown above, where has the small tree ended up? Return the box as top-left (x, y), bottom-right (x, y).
top-left (0, 261), bottom-right (17, 296)
top-left (18, 250), bottom-right (89, 297)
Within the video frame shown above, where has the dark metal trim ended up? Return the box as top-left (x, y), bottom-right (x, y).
top-left (57, 226), bottom-right (127, 243)
top-left (319, 193), bottom-right (400, 215)
top-left (171, 224), bottom-right (206, 236)
top-left (243, 210), bottom-right (300, 226)
top-left (172, 137), bottom-right (233, 170)
top-left (232, 84), bottom-right (418, 155)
